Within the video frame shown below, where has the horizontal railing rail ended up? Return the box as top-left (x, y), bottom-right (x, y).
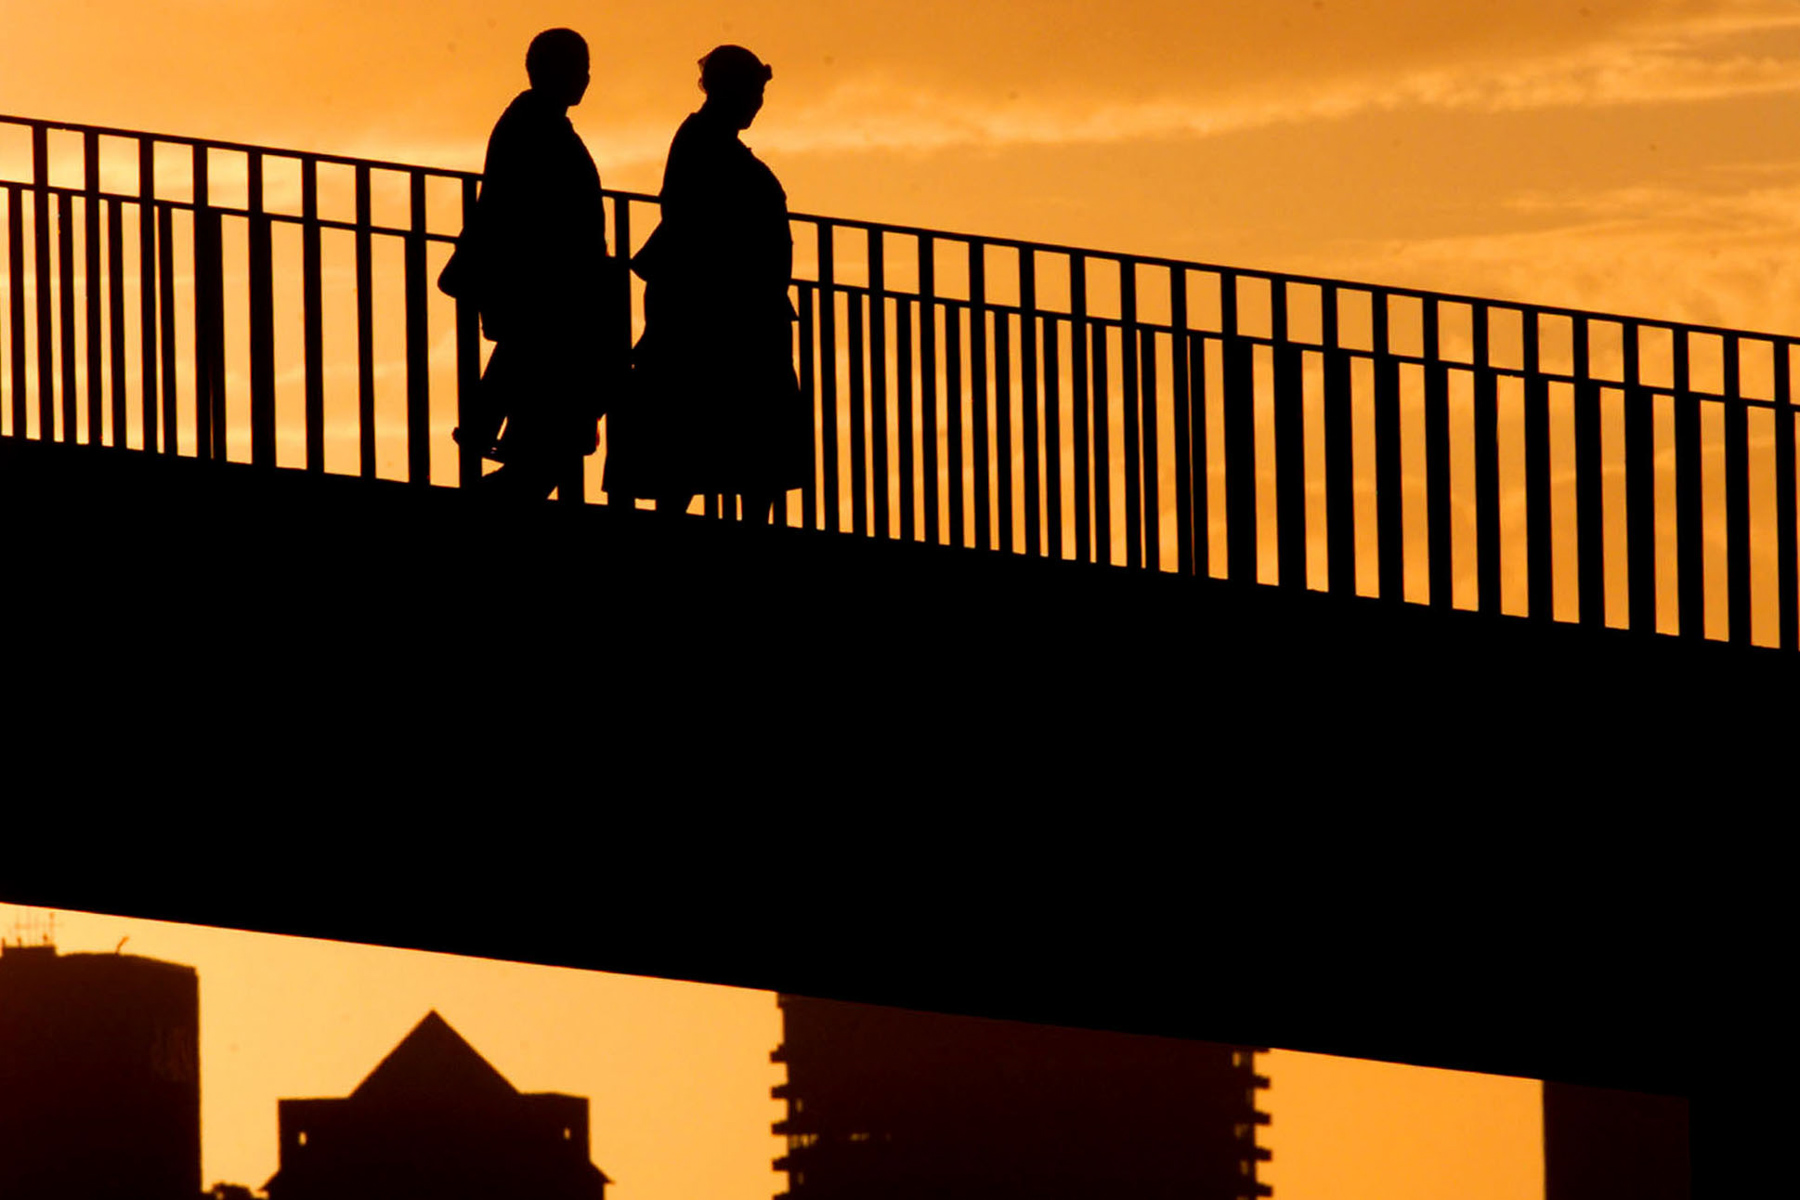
top-left (3, 112), bottom-right (1796, 651)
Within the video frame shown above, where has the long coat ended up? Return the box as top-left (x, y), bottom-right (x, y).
top-left (603, 108), bottom-right (804, 499)
top-left (445, 89), bottom-right (622, 463)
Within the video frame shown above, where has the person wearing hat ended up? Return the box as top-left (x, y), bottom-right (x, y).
top-left (603, 44), bottom-right (803, 521)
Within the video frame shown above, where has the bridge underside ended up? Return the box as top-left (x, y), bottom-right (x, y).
top-left (6, 434), bottom-right (1783, 735)
top-left (1, 435), bottom-right (1783, 1197)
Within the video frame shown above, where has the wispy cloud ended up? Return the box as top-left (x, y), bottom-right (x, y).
top-left (667, 10), bottom-right (1800, 164)
top-left (1320, 171), bottom-right (1800, 333)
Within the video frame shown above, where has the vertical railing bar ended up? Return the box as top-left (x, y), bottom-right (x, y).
top-left (1324, 286), bottom-right (1353, 597)
top-left (8, 187), bottom-right (25, 439)
top-left (895, 289), bottom-right (916, 543)
top-left (106, 196), bottom-right (126, 448)
top-left (302, 156), bottom-right (325, 473)
top-left (156, 200), bottom-right (176, 456)
top-left (209, 151), bottom-right (227, 462)
top-left (355, 163), bottom-right (375, 479)
top-left (404, 169), bottom-right (429, 487)
top-left (817, 222), bottom-right (839, 533)
top-left (868, 230), bottom-right (890, 541)
top-left (1574, 317), bottom-right (1604, 628)
top-left (32, 126), bottom-right (55, 443)
top-left (1044, 312), bottom-right (1063, 562)
top-left (83, 131), bottom-right (102, 446)
top-left (1624, 322), bottom-right (1656, 634)
top-left (797, 280), bottom-right (818, 528)
top-left (1070, 252), bottom-right (1092, 562)
top-left (1120, 257), bottom-right (1142, 569)
top-left (455, 176), bottom-right (483, 490)
top-left (1092, 314), bottom-right (1112, 566)
top-left (1019, 249), bottom-right (1040, 558)
top-left (1724, 332), bottom-right (1750, 646)
top-left (1190, 333), bottom-right (1210, 577)
top-left (1424, 300), bottom-right (1452, 609)
top-left (1273, 281), bottom-right (1305, 590)
top-left (1776, 339), bottom-right (1798, 651)
top-left (946, 298), bottom-right (966, 548)
top-left (1223, 272), bottom-right (1256, 584)
top-left (1374, 292), bottom-right (1403, 602)
top-left (1169, 267), bottom-right (1193, 576)
top-left (1140, 323), bottom-right (1160, 571)
top-left (968, 239), bottom-right (991, 551)
top-left (918, 235), bottom-right (939, 544)
top-left (846, 268), bottom-right (868, 536)
top-left (1674, 328), bottom-right (1702, 638)
top-left (610, 199), bottom-right (633, 509)
top-left (1524, 311), bottom-right (1553, 623)
top-left (994, 262), bottom-right (1015, 553)
top-left (1474, 303), bottom-right (1501, 615)
top-left (249, 149), bottom-right (277, 467)
top-left (138, 138), bottom-right (158, 454)
top-left (192, 144), bottom-right (214, 461)
top-left (57, 191), bottom-right (76, 443)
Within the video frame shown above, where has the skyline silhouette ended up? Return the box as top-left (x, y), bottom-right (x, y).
top-left (3, 910), bottom-right (1684, 1200)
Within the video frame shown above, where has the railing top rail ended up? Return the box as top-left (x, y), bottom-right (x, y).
top-left (0, 112), bottom-right (483, 182)
top-left (780, 201), bottom-right (1800, 348)
top-left (6, 110), bottom-right (1796, 349)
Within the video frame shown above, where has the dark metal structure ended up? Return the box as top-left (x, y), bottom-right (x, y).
top-left (0, 112), bottom-right (1779, 1200)
top-left (2, 111), bottom-right (1796, 649)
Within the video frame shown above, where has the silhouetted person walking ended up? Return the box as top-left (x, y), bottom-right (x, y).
top-left (443, 28), bottom-right (621, 500)
top-left (603, 45), bottom-right (804, 522)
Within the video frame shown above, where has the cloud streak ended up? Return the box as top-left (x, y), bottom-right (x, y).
top-left (672, 11), bottom-right (1800, 166)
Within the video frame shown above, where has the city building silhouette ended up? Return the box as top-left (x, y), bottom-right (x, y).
top-left (1543, 1080), bottom-right (1690, 1200)
top-left (770, 994), bottom-right (1271, 1200)
top-left (262, 1010), bottom-right (609, 1200)
top-left (0, 940), bottom-right (201, 1200)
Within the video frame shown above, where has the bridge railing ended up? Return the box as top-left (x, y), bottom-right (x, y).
top-left (3, 113), bottom-right (1796, 650)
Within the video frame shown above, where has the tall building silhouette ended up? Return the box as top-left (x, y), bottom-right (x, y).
top-left (0, 941), bottom-right (201, 1200)
top-left (770, 994), bottom-right (1271, 1200)
top-left (263, 1010), bottom-right (610, 1200)
top-left (1544, 1080), bottom-right (1690, 1200)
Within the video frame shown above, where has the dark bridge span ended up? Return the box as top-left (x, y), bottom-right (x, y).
top-left (4, 111), bottom-right (1798, 650)
top-left (2, 113), bottom-right (1790, 1200)
top-left (2, 432), bottom-right (1780, 1198)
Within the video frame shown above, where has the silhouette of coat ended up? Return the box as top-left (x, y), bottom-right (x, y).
top-left (445, 88), bottom-right (620, 464)
top-left (603, 108), bottom-right (804, 499)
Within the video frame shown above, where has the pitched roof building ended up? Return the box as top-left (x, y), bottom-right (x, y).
top-left (264, 1010), bottom-right (610, 1200)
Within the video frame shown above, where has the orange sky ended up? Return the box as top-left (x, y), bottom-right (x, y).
top-left (0, 904), bottom-right (1544, 1200)
top-left (6, 0), bottom-right (1800, 334)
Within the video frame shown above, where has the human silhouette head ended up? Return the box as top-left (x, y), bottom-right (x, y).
top-left (527, 28), bottom-right (590, 109)
top-left (698, 45), bottom-right (771, 130)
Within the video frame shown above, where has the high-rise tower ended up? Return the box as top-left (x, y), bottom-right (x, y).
top-left (770, 994), bottom-right (1271, 1200)
top-left (0, 941), bottom-right (201, 1200)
